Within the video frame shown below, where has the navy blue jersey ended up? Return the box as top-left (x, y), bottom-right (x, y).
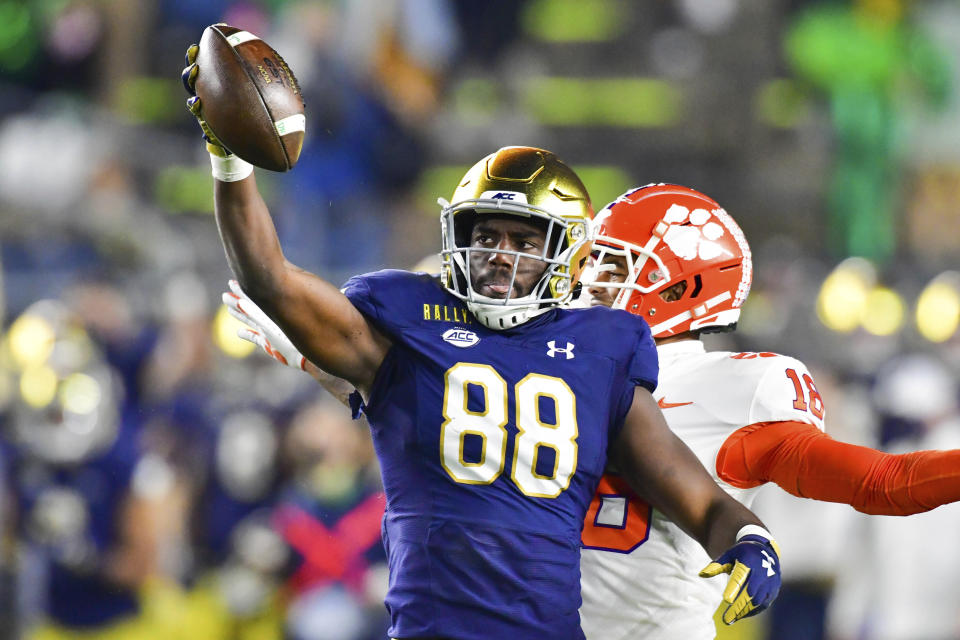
top-left (12, 428), bottom-right (140, 627)
top-left (342, 270), bottom-right (658, 639)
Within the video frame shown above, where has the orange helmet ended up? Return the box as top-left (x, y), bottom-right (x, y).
top-left (588, 183), bottom-right (752, 337)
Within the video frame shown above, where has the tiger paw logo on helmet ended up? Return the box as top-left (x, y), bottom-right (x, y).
top-left (661, 204), bottom-right (731, 262)
top-left (590, 183), bottom-right (752, 337)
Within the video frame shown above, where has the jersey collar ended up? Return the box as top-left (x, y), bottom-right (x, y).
top-left (656, 339), bottom-right (706, 356)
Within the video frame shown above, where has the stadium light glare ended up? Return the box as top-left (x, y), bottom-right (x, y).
top-left (861, 287), bottom-right (904, 336)
top-left (916, 272), bottom-right (960, 343)
top-left (7, 314), bottom-right (55, 369)
top-left (20, 365), bottom-right (57, 409)
top-left (59, 373), bottom-right (101, 416)
top-left (816, 258), bottom-right (875, 332)
top-left (213, 305), bottom-right (256, 359)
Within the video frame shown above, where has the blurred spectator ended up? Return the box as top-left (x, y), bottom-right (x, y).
top-left (199, 0), bottom-right (456, 280)
top-left (274, 401), bottom-right (387, 640)
top-left (828, 353), bottom-right (960, 640)
top-left (751, 367), bottom-right (869, 640)
top-left (64, 278), bottom-right (159, 409)
top-left (178, 409), bottom-right (288, 640)
top-left (2, 300), bottom-right (178, 639)
top-left (449, 0), bottom-right (527, 67)
top-left (0, 0), bottom-right (105, 101)
top-left (141, 270), bottom-right (215, 404)
top-left (335, 0), bottom-right (459, 124)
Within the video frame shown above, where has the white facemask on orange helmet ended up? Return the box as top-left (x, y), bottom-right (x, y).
top-left (587, 183), bottom-right (752, 337)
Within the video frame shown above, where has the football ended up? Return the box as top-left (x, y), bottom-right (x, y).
top-left (194, 24), bottom-right (305, 172)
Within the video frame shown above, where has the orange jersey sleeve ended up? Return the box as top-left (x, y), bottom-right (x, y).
top-left (716, 420), bottom-right (960, 516)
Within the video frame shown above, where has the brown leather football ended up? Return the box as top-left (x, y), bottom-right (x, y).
top-left (194, 24), bottom-right (305, 172)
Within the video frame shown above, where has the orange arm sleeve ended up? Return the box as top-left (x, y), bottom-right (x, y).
top-left (716, 420), bottom-right (960, 516)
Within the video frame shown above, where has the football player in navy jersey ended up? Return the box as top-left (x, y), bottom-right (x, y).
top-left (185, 59), bottom-right (780, 638)
top-left (3, 300), bottom-right (177, 640)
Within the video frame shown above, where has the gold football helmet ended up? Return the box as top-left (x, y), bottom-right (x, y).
top-left (439, 146), bottom-right (594, 329)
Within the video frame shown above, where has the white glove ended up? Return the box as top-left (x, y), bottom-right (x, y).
top-left (222, 280), bottom-right (306, 371)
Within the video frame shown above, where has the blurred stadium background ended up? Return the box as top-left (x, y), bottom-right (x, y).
top-left (0, 0), bottom-right (959, 639)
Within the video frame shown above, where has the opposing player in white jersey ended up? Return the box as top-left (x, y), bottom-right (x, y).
top-left (223, 183), bottom-right (960, 636)
top-left (578, 183), bottom-right (960, 639)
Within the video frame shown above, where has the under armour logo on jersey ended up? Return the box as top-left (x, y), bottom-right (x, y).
top-left (761, 549), bottom-right (776, 577)
top-left (546, 340), bottom-right (575, 359)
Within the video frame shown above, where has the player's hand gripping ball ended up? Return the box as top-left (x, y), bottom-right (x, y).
top-left (182, 44), bottom-right (230, 158)
top-left (699, 530), bottom-right (782, 625)
top-left (181, 23), bottom-right (305, 171)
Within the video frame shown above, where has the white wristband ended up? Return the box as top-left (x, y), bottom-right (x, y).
top-left (210, 153), bottom-right (253, 182)
top-left (735, 524), bottom-right (773, 541)
top-left (736, 524), bottom-right (780, 556)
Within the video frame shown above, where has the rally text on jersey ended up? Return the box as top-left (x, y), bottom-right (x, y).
top-left (423, 303), bottom-right (472, 324)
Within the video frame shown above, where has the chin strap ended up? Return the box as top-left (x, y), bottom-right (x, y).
top-left (467, 298), bottom-right (550, 330)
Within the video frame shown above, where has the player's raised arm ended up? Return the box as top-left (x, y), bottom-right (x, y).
top-left (223, 280), bottom-right (361, 408)
top-left (614, 387), bottom-right (782, 624)
top-left (212, 176), bottom-right (388, 390)
top-left (182, 44), bottom-right (389, 394)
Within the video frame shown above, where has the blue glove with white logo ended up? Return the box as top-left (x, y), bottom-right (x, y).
top-left (699, 525), bottom-right (781, 625)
